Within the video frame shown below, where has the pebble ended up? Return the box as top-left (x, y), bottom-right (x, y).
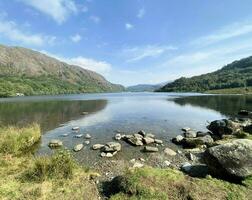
top-left (85, 134), bottom-right (91, 139)
top-left (84, 140), bottom-right (90, 145)
top-left (72, 127), bottom-right (80, 131)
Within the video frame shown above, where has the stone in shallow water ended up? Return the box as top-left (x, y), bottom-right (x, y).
top-left (74, 134), bottom-right (83, 138)
top-left (184, 130), bottom-right (197, 138)
top-left (114, 134), bottom-right (122, 140)
top-left (182, 127), bottom-right (191, 132)
top-left (84, 140), bottom-right (90, 145)
top-left (127, 137), bottom-right (144, 146)
top-left (143, 137), bottom-right (155, 144)
top-left (171, 135), bottom-right (184, 144)
top-left (92, 144), bottom-right (104, 150)
top-left (72, 127), bottom-right (79, 131)
top-left (146, 133), bottom-right (155, 138)
top-left (48, 139), bottom-right (63, 148)
top-left (154, 139), bottom-right (163, 144)
top-left (103, 142), bottom-right (121, 152)
top-left (164, 148), bottom-right (177, 156)
top-left (61, 133), bottom-right (68, 137)
top-left (85, 134), bottom-right (91, 139)
top-left (143, 146), bottom-right (158, 152)
top-left (138, 130), bottom-right (146, 137)
top-left (73, 144), bottom-right (84, 152)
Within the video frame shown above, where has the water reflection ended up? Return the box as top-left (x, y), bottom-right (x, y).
top-left (0, 100), bottom-right (108, 132)
top-left (171, 95), bottom-right (252, 117)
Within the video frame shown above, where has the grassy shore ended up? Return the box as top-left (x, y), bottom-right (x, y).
top-left (206, 87), bottom-right (252, 94)
top-left (0, 124), bottom-right (100, 200)
top-left (109, 167), bottom-right (252, 200)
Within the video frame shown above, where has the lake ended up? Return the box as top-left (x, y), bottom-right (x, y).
top-left (0, 92), bottom-right (251, 167)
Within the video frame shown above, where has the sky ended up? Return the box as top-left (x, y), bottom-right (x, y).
top-left (1, 0), bottom-right (252, 86)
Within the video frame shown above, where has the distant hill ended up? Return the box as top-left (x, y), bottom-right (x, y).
top-left (127, 82), bottom-right (168, 92)
top-left (158, 56), bottom-right (252, 93)
top-left (0, 44), bottom-right (124, 97)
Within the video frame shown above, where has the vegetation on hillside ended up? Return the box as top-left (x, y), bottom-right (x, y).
top-left (158, 56), bottom-right (252, 93)
top-left (0, 45), bottom-right (124, 97)
top-left (108, 167), bottom-right (252, 200)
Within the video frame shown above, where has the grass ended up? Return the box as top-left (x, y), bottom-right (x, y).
top-left (109, 167), bottom-right (252, 200)
top-left (0, 124), bottom-right (100, 200)
top-left (0, 123), bottom-right (41, 155)
top-left (206, 87), bottom-right (252, 94)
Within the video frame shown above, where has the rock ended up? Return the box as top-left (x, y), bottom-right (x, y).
top-left (143, 137), bottom-right (155, 144)
top-left (143, 146), bottom-right (158, 152)
top-left (74, 134), bottom-right (83, 138)
top-left (138, 130), bottom-right (146, 137)
top-left (243, 125), bottom-right (252, 134)
top-left (82, 112), bottom-right (89, 115)
top-left (133, 133), bottom-right (143, 139)
top-left (171, 135), bottom-right (184, 144)
top-left (127, 137), bottom-right (144, 146)
top-left (197, 131), bottom-right (211, 137)
top-left (154, 139), bottom-right (163, 144)
top-left (129, 159), bottom-right (136, 163)
top-left (184, 130), bottom-right (197, 138)
top-left (132, 162), bottom-right (144, 168)
top-left (177, 150), bottom-right (183, 154)
top-left (85, 134), bottom-right (91, 139)
top-left (183, 164), bottom-right (208, 178)
top-left (122, 134), bottom-right (134, 140)
top-left (182, 127), bottom-right (191, 132)
top-left (164, 148), bottom-right (177, 156)
top-left (164, 160), bottom-right (171, 167)
top-left (103, 142), bottom-right (121, 152)
top-left (48, 139), bottom-right (63, 148)
top-left (204, 139), bottom-right (252, 180)
top-left (61, 133), bottom-right (68, 137)
top-left (181, 162), bottom-right (192, 173)
top-left (84, 141), bottom-right (90, 145)
top-left (207, 119), bottom-right (241, 137)
top-left (238, 110), bottom-right (250, 116)
top-left (72, 127), bottom-right (79, 131)
top-left (146, 133), bottom-right (155, 138)
top-left (100, 152), bottom-right (106, 157)
top-left (181, 135), bottom-right (214, 148)
top-left (139, 158), bottom-right (145, 162)
top-left (186, 152), bottom-right (195, 161)
top-left (92, 144), bottom-right (104, 150)
top-left (73, 144), bottom-right (84, 152)
top-left (114, 134), bottom-right (122, 140)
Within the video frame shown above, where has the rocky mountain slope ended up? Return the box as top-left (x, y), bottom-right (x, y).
top-left (0, 44), bottom-right (124, 97)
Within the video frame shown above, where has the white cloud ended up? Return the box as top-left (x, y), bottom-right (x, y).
top-left (192, 21), bottom-right (252, 46)
top-left (40, 50), bottom-right (112, 76)
top-left (70, 34), bottom-right (82, 43)
top-left (0, 18), bottom-right (56, 46)
top-left (123, 45), bottom-right (177, 62)
top-left (137, 8), bottom-right (145, 19)
top-left (125, 23), bottom-right (134, 30)
top-left (89, 15), bottom-right (100, 23)
top-left (20, 0), bottom-right (77, 24)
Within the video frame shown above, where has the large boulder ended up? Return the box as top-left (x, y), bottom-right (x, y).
top-left (181, 135), bottom-right (214, 148)
top-left (207, 119), bottom-right (241, 137)
top-left (204, 139), bottom-right (252, 180)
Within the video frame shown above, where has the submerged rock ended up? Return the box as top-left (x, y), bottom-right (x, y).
top-left (143, 146), bottom-right (158, 152)
top-left (74, 134), bottom-right (83, 138)
top-left (171, 135), bottom-right (184, 145)
top-left (84, 140), bottom-right (90, 145)
top-left (182, 127), bottom-right (191, 132)
top-left (154, 139), bottom-right (163, 144)
top-left (73, 144), bottom-right (84, 152)
top-left (92, 144), bottom-right (105, 150)
top-left (48, 139), bottom-right (63, 148)
top-left (204, 139), bottom-right (252, 180)
top-left (127, 137), bottom-right (143, 146)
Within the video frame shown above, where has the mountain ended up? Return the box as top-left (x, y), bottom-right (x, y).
top-left (158, 56), bottom-right (252, 93)
top-left (0, 44), bottom-right (124, 97)
top-left (127, 82), bottom-right (169, 92)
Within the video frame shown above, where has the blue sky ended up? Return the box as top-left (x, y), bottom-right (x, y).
top-left (1, 0), bottom-right (252, 86)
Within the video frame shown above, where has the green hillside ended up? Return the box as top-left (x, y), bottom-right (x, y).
top-left (158, 56), bottom-right (252, 93)
top-left (0, 45), bottom-right (124, 97)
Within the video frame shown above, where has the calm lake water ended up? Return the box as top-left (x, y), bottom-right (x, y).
top-left (0, 92), bottom-right (251, 166)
